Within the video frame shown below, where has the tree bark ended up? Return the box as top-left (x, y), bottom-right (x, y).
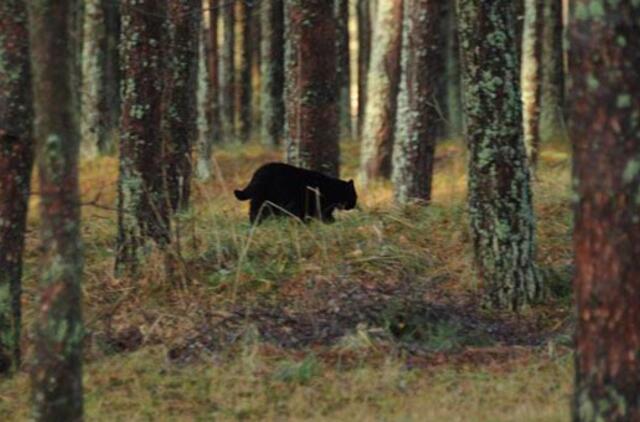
top-left (458, 0), bottom-right (542, 310)
top-left (335, 0), bottom-right (352, 141)
top-left (237, 0), bottom-right (252, 143)
top-left (260, 0), bottom-right (285, 147)
top-left (540, 0), bottom-right (565, 142)
top-left (116, 0), bottom-right (170, 275)
top-left (196, 21), bottom-right (215, 181)
top-left (28, 0), bottom-right (84, 419)
top-left (356, 0), bottom-right (372, 140)
top-left (569, 2), bottom-right (640, 420)
top-left (444, 0), bottom-right (463, 139)
top-left (284, 0), bottom-right (340, 178)
top-left (521, 0), bottom-right (545, 169)
top-left (0, 0), bottom-right (35, 375)
top-left (100, 0), bottom-right (121, 155)
top-left (220, 2), bottom-right (235, 142)
top-left (358, 0), bottom-right (403, 184)
top-left (392, 0), bottom-right (443, 204)
top-left (164, 0), bottom-right (201, 212)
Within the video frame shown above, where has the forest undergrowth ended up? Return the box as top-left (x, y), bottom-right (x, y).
top-left (1, 139), bottom-right (574, 421)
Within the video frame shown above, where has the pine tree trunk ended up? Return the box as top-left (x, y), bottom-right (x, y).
top-left (458, 0), bottom-right (542, 310)
top-left (164, 0), bottom-right (201, 212)
top-left (356, 0), bottom-right (372, 140)
top-left (260, 0), bottom-right (285, 147)
top-left (28, 1), bottom-right (84, 419)
top-left (358, 0), bottom-right (403, 184)
top-left (335, 0), bottom-right (352, 141)
top-left (569, 2), bottom-right (640, 420)
top-left (207, 0), bottom-right (222, 145)
top-left (540, 0), bottom-right (565, 142)
top-left (0, 0), bottom-right (34, 375)
top-left (284, 0), bottom-right (340, 177)
top-left (100, 0), bottom-right (121, 155)
top-left (196, 22), bottom-right (214, 181)
top-left (392, 0), bottom-right (443, 205)
top-left (220, 2), bottom-right (235, 142)
top-left (237, 1), bottom-right (252, 143)
top-left (444, 0), bottom-right (463, 139)
top-left (521, 0), bottom-right (544, 169)
top-left (116, 0), bottom-right (170, 275)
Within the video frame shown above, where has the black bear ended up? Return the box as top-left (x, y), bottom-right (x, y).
top-left (234, 162), bottom-right (358, 224)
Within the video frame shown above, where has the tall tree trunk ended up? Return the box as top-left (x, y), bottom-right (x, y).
top-left (540, 0), bottom-right (565, 143)
top-left (359, 0), bottom-right (403, 184)
top-left (335, 0), bottom-right (352, 141)
top-left (28, 0), bottom-right (84, 419)
top-left (196, 21), bottom-right (215, 181)
top-left (80, 0), bottom-right (102, 158)
top-left (236, 1), bottom-right (252, 143)
top-left (356, 0), bottom-right (372, 140)
top-left (116, 0), bottom-right (170, 275)
top-left (458, 0), bottom-right (542, 310)
top-left (444, 0), bottom-right (463, 139)
top-left (392, 0), bottom-right (443, 204)
top-left (220, 2), bottom-right (235, 142)
top-left (569, 2), bottom-right (640, 420)
top-left (164, 0), bottom-right (202, 212)
top-left (0, 0), bottom-right (34, 375)
top-left (100, 0), bottom-right (121, 155)
top-left (284, 0), bottom-right (339, 177)
top-left (260, 0), bottom-right (285, 147)
top-left (521, 0), bottom-right (544, 169)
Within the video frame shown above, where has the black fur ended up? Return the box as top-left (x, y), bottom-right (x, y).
top-left (234, 162), bottom-right (358, 224)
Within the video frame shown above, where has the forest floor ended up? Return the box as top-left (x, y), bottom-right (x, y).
top-left (0, 139), bottom-right (575, 421)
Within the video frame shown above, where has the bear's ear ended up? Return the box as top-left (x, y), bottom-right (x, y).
top-left (348, 179), bottom-right (354, 185)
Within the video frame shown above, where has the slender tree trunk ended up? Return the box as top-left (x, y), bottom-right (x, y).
top-left (359, 0), bottom-right (403, 184)
top-left (284, 0), bottom-right (340, 177)
top-left (28, 1), bottom-right (84, 419)
top-left (100, 0), bottom-right (121, 155)
top-left (260, 0), bottom-right (285, 147)
top-left (220, 2), bottom-right (235, 142)
top-left (444, 0), bottom-right (463, 139)
top-left (569, 2), bottom-right (640, 420)
top-left (196, 19), bottom-right (215, 181)
top-left (392, 0), bottom-right (443, 205)
top-left (458, 0), bottom-right (542, 310)
top-left (521, 0), bottom-right (545, 169)
top-left (237, 1), bottom-right (252, 143)
top-left (206, 0), bottom-right (222, 149)
top-left (116, 0), bottom-right (170, 275)
top-left (164, 0), bottom-right (202, 212)
top-left (540, 0), bottom-right (565, 142)
top-left (335, 0), bottom-right (352, 141)
top-left (356, 0), bottom-right (372, 140)
top-left (0, 0), bottom-right (34, 375)
top-left (80, 0), bottom-right (103, 158)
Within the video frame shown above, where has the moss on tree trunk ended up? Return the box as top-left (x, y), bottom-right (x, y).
top-left (569, 2), bottom-right (640, 420)
top-left (458, 0), bottom-right (542, 310)
top-left (0, 0), bottom-right (35, 375)
top-left (392, 0), bottom-right (443, 204)
top-left (28, 0), bottom-right (84, 419)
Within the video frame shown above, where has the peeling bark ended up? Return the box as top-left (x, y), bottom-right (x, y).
top-left (358, 0), bottom-right (403, 184)
top-left (569, 2), bottom-right (640, 420)
top-left (28, 0), bottom-right (84, 419)
top-left (164, 0), bottom-right (201, 211)
top-left (260, 0), bottom-right (285, 147)
top-left (284, 0), bottom-right (340, 178)
top-left (116, 0), bottom-right (170, 275)
top-left (458, 0), bottom-right (542, 310)
top-left (0, 0), bottom-right (34, 375)
top-left (392, 0), bottom-right (443, 204)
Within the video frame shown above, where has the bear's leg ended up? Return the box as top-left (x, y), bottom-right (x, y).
top-left (250, 199), bottom-right (264, 224)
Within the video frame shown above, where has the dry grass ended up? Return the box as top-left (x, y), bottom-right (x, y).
top-left (0, 138), bottom-right (574, 421)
